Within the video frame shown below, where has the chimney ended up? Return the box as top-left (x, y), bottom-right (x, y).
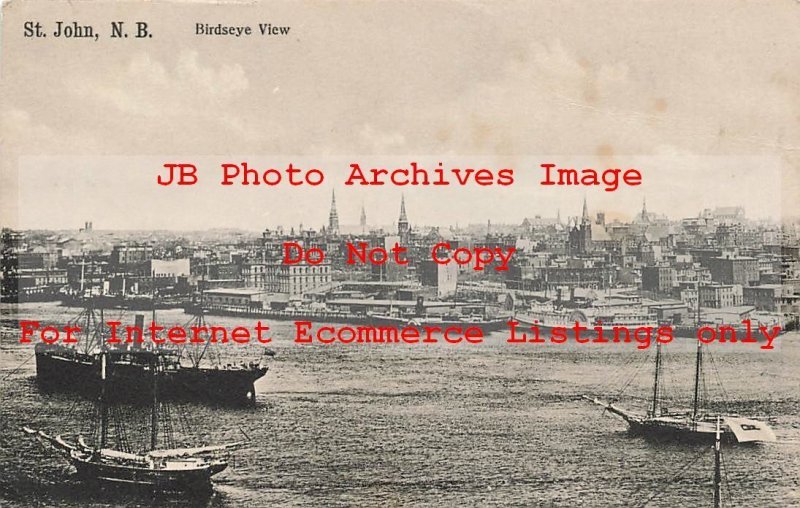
top-left (132, 314), bottom-right (145, 350)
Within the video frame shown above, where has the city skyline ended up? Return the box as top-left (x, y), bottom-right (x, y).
top-left (8, 154), bottom-right (790, 231)
top-left (2, 198), bottom-right (786, 234)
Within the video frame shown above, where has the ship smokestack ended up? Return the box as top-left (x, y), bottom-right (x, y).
top-left (133, 314), bottom-right (145, 350)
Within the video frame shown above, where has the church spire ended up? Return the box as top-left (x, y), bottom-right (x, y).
top-left (581, 196), bottom-right (590, 225)
top-left (641, 197), bottom-right (649, 222)
top-left (360, 202), bottom-right (367, 232)
top-left (328, 190), bottom-right (339, 234)
top-left (398, 194), bottom-right (409, 236)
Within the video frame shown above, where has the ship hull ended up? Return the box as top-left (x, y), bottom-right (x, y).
top-left (625, 419), bottom-right (734, 444)
top-left (60, 294), bottom-right (186, 310)
top-left (35, 347), bottom-right (266, 406)
top-left (72, 458), bottom-right (224, 493)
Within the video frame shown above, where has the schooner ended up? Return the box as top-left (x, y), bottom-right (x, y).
top-left (584, 341), bottom-right (776, 444)
top-left (24, 348), bottom-right (243, 493)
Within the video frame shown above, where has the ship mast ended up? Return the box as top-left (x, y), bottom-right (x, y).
top-left (150, 354), bottom-right (159, 450)
top-left (99, 351), bottom-right (109, 450)
top-left (650, 342), bottom-right (662, 417)
top-left (99, 305), bottom-right (104, 347)
top-left (78, 297), bottom-right (103, 355)
top-left (84, 299), bottom-right (93, 354)
top-left (692, 269), bottom-right (703, 425)
top-left (187, 262), bottom-right (210, 367)
top-left (714, 416), bottom-right (722, 508)
top-left (692, 340), bottom-right (702, 424)
top-left (191, 283), bottom-right (211, 368)
top-left (152, 269), bottom-right (157, 350)
top-left (80, 256), bottom-right (86, 295)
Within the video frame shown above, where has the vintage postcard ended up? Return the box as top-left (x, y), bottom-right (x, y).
top-left (1, 1), bottom-right (799, 506)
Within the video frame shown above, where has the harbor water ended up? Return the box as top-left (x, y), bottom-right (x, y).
top-left (1, 302), bottom-right (798, 507)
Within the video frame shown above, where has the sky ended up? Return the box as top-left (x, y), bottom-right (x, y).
top-left (2, 1), bottom-right (798, 230)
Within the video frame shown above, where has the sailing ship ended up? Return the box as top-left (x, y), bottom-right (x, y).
top-left (583, 340), bottom-right (776, 443)
top-left (36, 297), bottom-right (269, 406)
top-left (25, 350), bottom-right (241, 493)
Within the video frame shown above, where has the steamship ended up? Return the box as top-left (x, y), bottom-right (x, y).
top-left (366, 296), bottom-right (508, 333)
top-left (513, 301), bottom-right (784, 340)
top-left (35, 303), bottom-right (269, 406)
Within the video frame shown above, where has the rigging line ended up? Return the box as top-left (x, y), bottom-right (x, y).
top-left (111, 405), bottom-right (122, 451)
top-left (661, 350), bottom-right (677, 404)
top-left (91, 408), bottom-right (99, 445)
top-left (161, 402), bottom-right (175, 449)
top-left (182, 406), bottom-right (193, 436)
top-left (613, 395), bottom-right (653, 402)
top-left (175, 404), bottom-right (187, 435)
top-left (62, 395), bottom-right (83, 424)
top-left (114, 408), bottom-right (128, 452)
top-left (115, 405), bottom-right (125, 452)
top-left (196, 320), bottom-right (216, 366)
top-left (238, 424), bottom-right (252, 442)
top-left (612, 353), bottom-right (652, 401)
top-left (112, 308), bottom-right (126, 331)
top-left (633, 449), bottom-right (707, 508)
top-left (167, 403), bottom-right (177, 449)
top-left (21, 386), bottom-right (59, 431)
top-left (706, 348), bottom-right (731, 409)
top-left (178, 315), bottom-right (199, 359)
top-left (610, 353), bottom-right (647, 397)
top-left (0, 351), bottom-right (36, 382)
top-left (118, 404), bottom-right (132, 453)
top-left (600, 351), bottom-right (641, 393)
top-left (156, 401), bottom-right (165, 449)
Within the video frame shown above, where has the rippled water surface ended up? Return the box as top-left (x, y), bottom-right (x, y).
top-left (1, 302), bottom-right (799, 507)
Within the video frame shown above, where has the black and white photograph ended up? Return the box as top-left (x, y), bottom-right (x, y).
top-left (1, 1), bottom-right (799, 506)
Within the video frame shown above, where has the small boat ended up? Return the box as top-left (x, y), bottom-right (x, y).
top-left (25, 350), bottom-right (242, 493)
top-left (583, 341), bottom-right (776, 444)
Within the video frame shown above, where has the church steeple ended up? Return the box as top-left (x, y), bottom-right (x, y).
top-left (581, 196), bottom-right (590, 225)
top-left (398, 194), bottom-right (409, 236)
top-left (641, 197), bottom-right (649, 223)
top-left (328, 190), bottom-right (339, 234)
top-left (569, 196), bottom-right (593, 255)
top-left (360, 202), bottom-right (367, 232)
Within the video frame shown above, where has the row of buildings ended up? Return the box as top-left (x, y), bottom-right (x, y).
top-left (2, 195), bottom-right (799, 323)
